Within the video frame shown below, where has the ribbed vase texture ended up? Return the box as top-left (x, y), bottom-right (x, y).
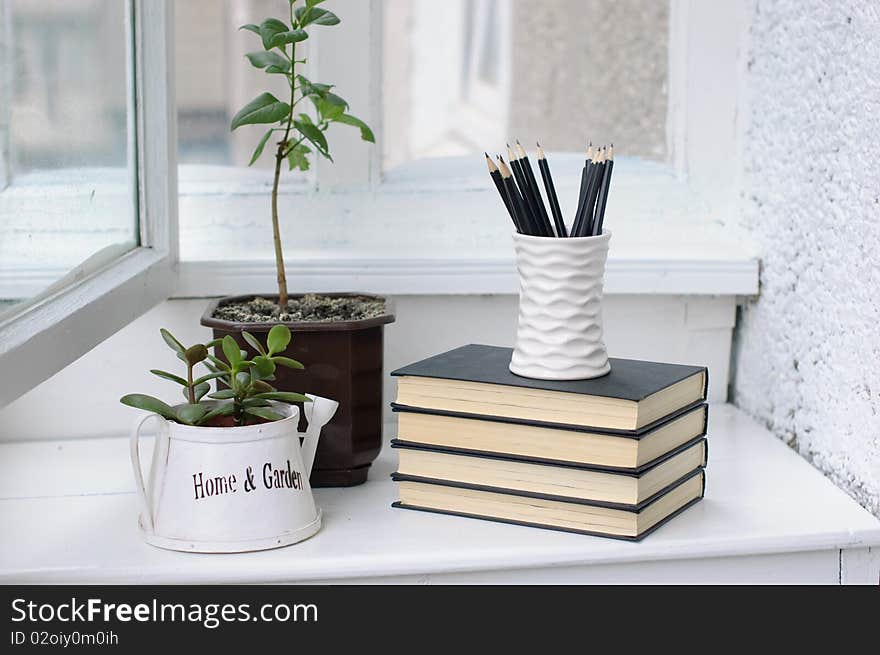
top-left (509, 231), bottom-right (612, 380)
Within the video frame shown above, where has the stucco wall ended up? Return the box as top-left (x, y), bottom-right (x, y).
top-left (733, 1), bottom-right (880, 516)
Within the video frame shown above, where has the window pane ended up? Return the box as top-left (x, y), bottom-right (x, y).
top-left (0, 0), bottom-right (137, 319)
top-left (383, 0), bottom-right (668, 171)
top-left (175, 0), bottom-right (301, 170)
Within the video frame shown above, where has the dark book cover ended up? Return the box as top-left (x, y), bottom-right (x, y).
top-left (391, 464), bottom-right (705, 512)
top-left (391, 435), bottom-right (709, 475)
top-left (392, 470), bottom-right (706, 542)
top-left (391, 344), bottom-right (708, 402)
top-left (392, 400), bottom-right (709, 438)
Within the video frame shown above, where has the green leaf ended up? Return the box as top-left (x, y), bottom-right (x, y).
top-left (150, 369), bottom-right (187, 386)
top-left (253, 391), bottom-right (312, 404)
top-left (273, 356), bottom-right (304, 369)
top-left (245, 50), bottom-right (291, 72)
top-left (287, 143), bottom-right (311, 171)
top-left (294, 115), bottom-right (328, 154)
top-left (259, 18), bottom-right (289, 50)
top-left (222, 335), bottom-right (243, 366)
top-left (249, 130), bottom-right (273, 167)
top-left (296, 75), bottom-right (332, 97)
top-left (251, 380), bottom-right (276, 393)
top-left (207, 354), bottom-right (230, 371)
top-left (176, 404), bottom-right (208, 426)
top-left (269, 29), bottom-right (308, 48)
top-left (335, 113), bottom-right (375, 143)
top-left (206, 338), bottom-right (224, 348)
top-left (251, 355), bottom-right (276, 379)
top-left (184, 344), bottom-right (208, 366)
top-left (120, 394), bottom-right (177, 421)
top-left (314, 95), bottom-right (346, 121)
top-left (208, 389), bottom-right (236, 400)
top-left (295, 6), bottom-right (339, 27)
top-left (242, 398), bottom-right (271, 408)
top-left (306, 0), bottom-right (327, 7)
top-left (240, 23), bottom-right (261, 35)
top-left (193, 382), bottom-right (211, 402)
top-left (241, 331), bottom-right (267, 355)
top-left (193, 371), bottom-right (226, 386)
top-left (197, 403), bottom-right (236, 425)
top-left (244, 407), bottom-right (285, 422)
top-left (160, 328), bottom-right (185, 354)
top-left (231, 93), bottom-right (291, 130)
top-left (266, 324), bottom-right (292, 355)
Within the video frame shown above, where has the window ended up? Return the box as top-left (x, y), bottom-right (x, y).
top-left (382, 0), bottom-right (669, 171)
top-left (171, 0), bottom-right (746, 300)
top-left (0, 0), bottom-right (177, 406)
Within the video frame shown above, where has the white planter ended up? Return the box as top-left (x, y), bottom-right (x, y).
top-left (129, 395), bottom-right (338, 553)
top-left (509, 231), bottom-right (612, 380)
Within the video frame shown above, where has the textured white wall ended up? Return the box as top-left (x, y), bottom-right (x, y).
top-left (733, 1), bottom-right (880, 516)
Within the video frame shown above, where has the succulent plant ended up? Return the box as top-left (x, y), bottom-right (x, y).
top-left (121, 325), bottom-right (309, 426)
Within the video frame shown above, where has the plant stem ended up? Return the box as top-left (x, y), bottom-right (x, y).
top-left (187, 363), bottom-right (195, 405)
top-left (271, 39), bottom-right (298, 309)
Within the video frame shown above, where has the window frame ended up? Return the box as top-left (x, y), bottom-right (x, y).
top-left (0, 0), bottom-right (178, 407)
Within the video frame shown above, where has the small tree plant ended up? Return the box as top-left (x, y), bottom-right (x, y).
top-left (231, 0), bottom-right (374, 307)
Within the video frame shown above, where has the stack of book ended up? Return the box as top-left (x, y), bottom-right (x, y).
top-left (390, 345), bottom-right (709, 541)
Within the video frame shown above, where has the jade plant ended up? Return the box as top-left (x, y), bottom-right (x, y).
top-left (232, 0), bottom-right (375, 307)
top-left (120, 325), bottom-right (309, 426)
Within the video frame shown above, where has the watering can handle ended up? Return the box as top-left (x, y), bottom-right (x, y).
top-left (301, 395), bottom-right (339, 475)
top-left (129, 413), bottom-right (159, 534)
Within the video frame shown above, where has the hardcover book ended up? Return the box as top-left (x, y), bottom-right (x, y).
top-left (393, 403), bottom-right (708, 470)
top-left (391, 344), bottom-right (708, 432)
top-left (393, 469), bottom-right (706, 541)
top-left (392, 437), bottom-right (707, 507)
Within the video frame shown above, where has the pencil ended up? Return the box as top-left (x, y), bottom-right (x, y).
top-left (592, 144), bottom-right (614, 235)
top-left (486, 153), bottom-right (519, 231)
top-left (571, 143), bottom-right (596, 237)
top-left (579, 147), bottom-right (606, 237)
top-left (497, 156), bottom-right (534, 235)
top-left (516, 140), bottom-right (555, 237)
top-left (508, 144), bottom-right (546, 236)
top-left (536, 142), bottom-right (567, 237)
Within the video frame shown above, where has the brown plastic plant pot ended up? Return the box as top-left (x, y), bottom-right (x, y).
top-left (201, 294), bottom-right (395, 487)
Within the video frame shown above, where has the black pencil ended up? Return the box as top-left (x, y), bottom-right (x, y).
top-left (486, 153), bottom-right (519, 231)
top-left (516, 140), bottom-right (555, 237)
top-left (507, 144), bottom-right (546, 236)
top-left (497, 156), bottom-right (533, 235)
top-left (536, 142), bottom-right (567, 237)
top-left (579, 147), bottom-right (606, 237)
top-left (571, 143), bottom-right (595, 237)
top-left (593, 144), bottom-right (614, 235)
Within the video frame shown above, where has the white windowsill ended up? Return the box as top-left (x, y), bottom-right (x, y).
top-left (1, 405), bottom-right (878, 584)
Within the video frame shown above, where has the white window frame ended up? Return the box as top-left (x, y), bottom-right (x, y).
top-left (0, 0), bottom-right (178, 406)
top-left (175, 0), bottom-right (756, 299)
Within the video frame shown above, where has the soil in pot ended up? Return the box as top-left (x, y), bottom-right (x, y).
top-left (212, 294), bottom-right (387, 324)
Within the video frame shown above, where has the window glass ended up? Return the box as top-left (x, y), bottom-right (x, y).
top-left (0, 0), bottom-right (137, 319)
top-left (382, 0), bottom-right (668, 172)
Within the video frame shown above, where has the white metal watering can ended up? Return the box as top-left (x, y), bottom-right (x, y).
top-left (130, 395), bottom-right (338, 553)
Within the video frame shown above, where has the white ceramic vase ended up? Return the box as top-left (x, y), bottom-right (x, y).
top-left (129, 395), bottom-right (338, 553)
top-left (509, 231), bottom-right (612, 380)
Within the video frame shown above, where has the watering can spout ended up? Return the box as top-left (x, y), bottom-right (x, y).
top-left (300, 395), bottom-right (339, 476)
